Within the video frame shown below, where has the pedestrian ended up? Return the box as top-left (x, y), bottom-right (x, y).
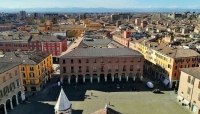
top-left (91, 92), bottom-right (93, 96)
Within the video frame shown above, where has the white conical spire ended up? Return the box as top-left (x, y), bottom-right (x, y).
top-left (54, 87), bottom-right (72, 112)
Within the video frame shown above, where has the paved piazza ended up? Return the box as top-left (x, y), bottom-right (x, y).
top-left (9, 81), bottom-right (191, 114)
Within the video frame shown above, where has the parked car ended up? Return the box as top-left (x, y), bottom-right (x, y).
top-left (116, 84), bottom-right (120, 89)
top-left (152, 89), bottom-right (161, 93)
top-left (146, 82), bottom-right (154, 88)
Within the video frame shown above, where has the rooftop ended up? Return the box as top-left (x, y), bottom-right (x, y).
top-left (29, 35), bottom-right (66, 42)
top-left (82, 39), bottom-right (111, 46)
top-left (180, 67), bottom-right (200, 79)
top-left (60, 48), bottom-right (143, 58)
top-left (0, 51), bottom-right (51, 65)
top-left (0, 62), bottom-right (21, 74)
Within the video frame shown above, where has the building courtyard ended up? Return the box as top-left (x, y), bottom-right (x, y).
top-left (9, 81), bottom-right (191, 114)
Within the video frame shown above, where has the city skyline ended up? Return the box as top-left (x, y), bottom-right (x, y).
top-left (1, 0), bottom-right (200, 9)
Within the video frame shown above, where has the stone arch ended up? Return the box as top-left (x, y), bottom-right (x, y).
top-left (100, 74), bottom-right (105, 82)
top-left (3, 86), bottom-right (9, 96)
top-left (92, 74), bottom-right (98, 82)
top-left (107, 73), bottom-right (112, 82)
top-left (114, 73), bottom-right (119, 82)
top-left (128, 73), bottom-right (133, 82)
top-left (12, 95), bottom-right (17, 107)
top-left (17, 91), bottom-right (22, 103)
top-left (85, 74), bottom-right (91, 82)
top-left (78, 74), bottom-right (83, 83)
top-left (6, 99), bottom-right (11, 112)
top-left (121, 73), bottom-right (126, 82)
top-left (10, 82), bottom-right (15, 91)
top-left (70, 75), bottom-right (76, 83)
top-left (0, 104), bottom-right (5, 114)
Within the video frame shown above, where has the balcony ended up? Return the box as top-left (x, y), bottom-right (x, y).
top-left (130, 69), bottom-right (133, 71)
top-left (123, 69), bottom-right (126, 71)
top-left (101, 69), bottom-right (104, 72)
top-left (71, 70), bottom-right (74, 73)
top-left (108, 69), bottom-right (111, 72)
top-left (86, 70), bottom-right (89, 72)
top-left (115, 69), bottom-right (119, 72)
top-left (93, 70), bottom-right (97, 72)
top-left (137, 69), bottom-right (140, 71)
top-left (78, 70), bottom-right (82, 73)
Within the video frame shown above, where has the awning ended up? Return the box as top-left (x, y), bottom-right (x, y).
top-left (177, 95), bottom-right (184, 101)
top-left (163, 78), bottom-right (169, 86)
top-left (182, 99), bottom-right (190, 105)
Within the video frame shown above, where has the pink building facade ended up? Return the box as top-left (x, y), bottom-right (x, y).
top-left (60, 48), bottom-right (144, 84)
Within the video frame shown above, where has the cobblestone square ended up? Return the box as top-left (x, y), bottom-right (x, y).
top-left (9, 81), bottom-right (191, 114)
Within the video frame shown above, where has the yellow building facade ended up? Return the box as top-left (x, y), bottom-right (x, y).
top-left (21, 54), bottom-right (53, 91)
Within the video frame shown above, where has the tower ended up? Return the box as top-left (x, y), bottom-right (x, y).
top-left (54, 87), bottom-right (72, 114)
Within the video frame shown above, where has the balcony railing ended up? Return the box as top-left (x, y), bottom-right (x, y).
top-left (108, 69), bottom-right (111, 72)
top-left (123, 69), bottom-right (126, 71)
top-left (86, 70), bottom-right (89, 72)
top-left (115, 69), bottom-right (119, 71)
top-left (93, 70), bottom-right (97, 72)
top-left (130, 69), bottom-right (133, 71)
top-left (71, 70), bottom-right (74, 73)
top-left (101, 69), bottom-right (104, 72)
top-left (78, 70), bottom-right (82, 73)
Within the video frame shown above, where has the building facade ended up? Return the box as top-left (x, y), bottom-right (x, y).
top-left (0, 51), bottom-right (53, 91)
top-left (178, 67), bottom-right (200, 114)
top-left (60, 48), bottom-right (144, 84)
top-left (0, 62), bottom-right (25, 114)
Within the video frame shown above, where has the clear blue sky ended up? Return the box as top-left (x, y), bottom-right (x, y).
top-left (1, 0), bottom-right (200, 9)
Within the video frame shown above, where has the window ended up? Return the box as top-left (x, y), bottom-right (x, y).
top-left (30, 80), bottom-right (35, 84)
top-left (138, 58), bottom-right (141, 62)
top-left (71, 67), bottom-right (74, 73)
top-left (3, 76), bottom-right (6, 82)
top-left (175, 66), bottom-right (177, 70)
top-left (137, 65), bottom-right (140, 71)
top-left (108, 66), bottom-right (111, 72)
top-left (116, 58), bottom-right (119, 62)
top-left (101, 66), bottom-right (104, 72)
top-left (23, 80), bottom-right (26, 84)
top-left (174, 73), bottom-right (176, 77)
top-left (21, 67), bottom-right (25, 71)
top-left (15, 70), bottom-right (18, 75)
top-left (101, 58), bottom-right (104, 63)
top-left (52, 43), bottom-right (54, 46)
top-left (16, 79), bottom-right (20, 87)
top-left (115, 65), bottom-right (119, 71)
top-left (48, 43), bottom-right (51, 46)
top-left (108, 58), bottom-right (111, 63)
top-left (22, 73), bottom-right (26, 77)
top-left (86, 66), bottom-right (89, 72)
top-left (78, 66), bottom-right (82, 72)
top-left (198, 93), bottom-right (200, 101)
top-left (30, 67), bottom-right (34, 71)
top-left (198, 81), bottom-right (200, 89)
top-left (123, 65), bottom-right (126, 71)
top-left (57, 43), bottom-right (60, 46)
top-left (63, 67), bottom-right (66, 73)
top-left (63, 60), bottom-right (65, 64)
top-left (78, 59), bottom-right (81, 63)
top-left (93, 66), bottom-right (97, 72)
top-left (86, 59), bottom-right (89, 63)
top-left (71, 59), bottom-right (73, 64)
top-left (9, 73), bottom-right (12, 79)
top-left (29, 72), bottom-right (34, 78)
top-left (187, 76), bottom-right (191, 83)
top-left (34, 43), bottom-right (36, 46)
top-left (187, 87), bottom-right (191, 95)
top-left (123, 58), bottom-right (126, 62)
top-left (57, 47), bottom-right (60, 50)
top-left (130, 65), bottom-right (133, 71)
top-left (94, 59), bottom-right (96, 63)
top-left (48, 47), bottom-right (51, 50)
top-left (192, 64), bottom-right (195, 67)
top-left (130, 58), bottom-right (134, 62)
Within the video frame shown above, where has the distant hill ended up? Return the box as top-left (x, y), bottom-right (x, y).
top-left (1, 7), bottom-right (200, 13)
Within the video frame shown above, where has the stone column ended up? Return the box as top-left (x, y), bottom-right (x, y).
top-left (83, 76), bottom-right (85, 83)
top-left (126, 76), bottom-right (129, 82)
top-left (140, 75), bottom-right (143, 81)
top-left (133, 76), bottom-right (136, 81)
top-left (4, 104), bottom-right (7, 114)
top-left (10, 100), bottom-right (13, 109)
top-left (60, 75), bottom-right (63, 84)
top-left (119, 76), bottom-right (121, 82)
top-left (98, 77), bottom-right (100, 83)
top-left (90, 76), bottom-right (93, 83)
top-left (16, 95), bottom-right (19, 105)
top-left (112, 75), bottom-right (114, 82)
top-left (105, 76), bottom-right (107, 82)
top-left (68, 78), bottom-right (71, 84)
top-left (76, 77), bottom-right (78, 83)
